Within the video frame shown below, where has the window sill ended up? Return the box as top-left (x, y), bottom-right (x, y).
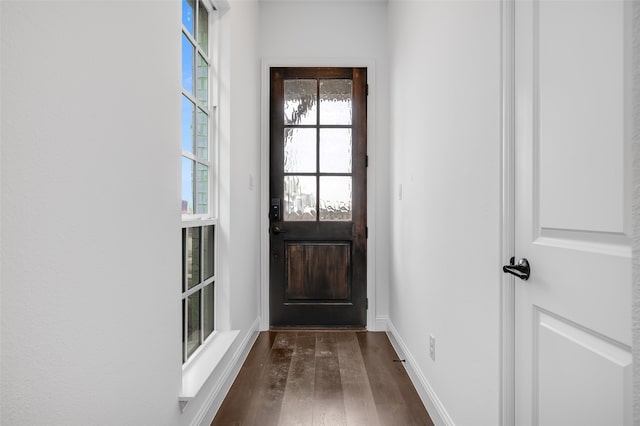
top-left (179, 330), bottom-right (240, 412)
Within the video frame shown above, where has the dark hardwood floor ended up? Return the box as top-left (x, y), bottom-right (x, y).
top-left (211, 331), bottom-right (434, 426)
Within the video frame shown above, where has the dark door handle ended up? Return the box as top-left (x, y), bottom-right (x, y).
top-left (271, 226), bottom-right (287, 235)
top-left (503, 257), bottom-right (530, 280)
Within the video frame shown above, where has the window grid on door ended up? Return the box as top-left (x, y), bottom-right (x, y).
top-left (282, 78), bottom-right (353, 222)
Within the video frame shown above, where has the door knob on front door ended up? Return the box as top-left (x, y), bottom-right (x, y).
top-left (271, 226), bottom-right (287, 235)
top-left (503, 257), bottom-right (530, 280)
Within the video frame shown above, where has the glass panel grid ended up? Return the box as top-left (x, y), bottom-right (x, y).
top-left (186, 290), bottom-right (201, 358)
top-left (197, 1), bottom-right (209, 52)
top-left (282, 77), bottom-right (355, 223)
top-left (185, 227), bottom-right (201, 289)
top-left (182, 157), bottom-right (194, 214)
top-left (284, 128), bottom-right (316, 173)
top-left (196, 107), bottom-right (208, 159)
top-left (182, 0), bottom-right (195, 35)
top-left (196, 54), bottom-right (208, 108)
top-left (319, 176), bottom-right (352, 221)
top-left (182, 0), bottom-right (214, 364)
top-left (203, 225), bottom-right (215, 280)
top-left (284, 80), bottom-right (317, 125)
top-left (284, 176), bottom-right (317, 221)
top-left (181, 224), bottom-right (216, 363)
top-left (320, 129), bottom-right (352, 173)
top-left (182, 96), bottom-right (195, 154)
top-left (195, 163), bottom-right (208, 215)
top-left (203, 283), bottom-right (215, 339)
top-left (181, 34), bottom-right (194, 94)
top-left (320, 79), bottom-right (352, 125)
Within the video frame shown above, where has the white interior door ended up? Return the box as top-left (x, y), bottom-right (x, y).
top-left (514, 0), bottom-right (632, 424)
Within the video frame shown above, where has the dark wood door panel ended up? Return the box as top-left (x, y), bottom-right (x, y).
top-left (269, 67), bottom-right (367, 327)
top-left (285, 242), bottom-right (351, 301)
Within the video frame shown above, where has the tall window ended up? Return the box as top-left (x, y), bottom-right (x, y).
top-left (181, 0), bottom-right (216, 363)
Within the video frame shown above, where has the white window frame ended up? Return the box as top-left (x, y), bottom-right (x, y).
top-left (181, 0), bottom-right (219, 365)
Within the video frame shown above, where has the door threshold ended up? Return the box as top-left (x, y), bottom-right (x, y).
top-left (269, 326), bottom-right (367, 332)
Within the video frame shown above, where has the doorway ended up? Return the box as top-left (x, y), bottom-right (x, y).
top-left (268, 67), bottom-right (368, 327)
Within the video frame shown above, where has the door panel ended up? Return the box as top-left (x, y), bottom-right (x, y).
top-left (536, 310), bottom-right (632, 426)
top-left (286, 242), bottom-right (351, 300)
top-left (270, 67), bottom-right (367, 327)
top-left (514, 0), bottom-right (632, 424)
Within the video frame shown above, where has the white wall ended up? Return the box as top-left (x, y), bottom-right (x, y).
top-left (228, 1), bottom-right (262, 331)
top-left (1, 1), bottom-right (183, 424)
top-left (259, 0), bottom-right (391, 324)
top-left (388, 1), bottom-right (502, 424)
top-left (632, 0), bottom-right (640, 422)
top-left (0, 1), bottom-right (262, 425)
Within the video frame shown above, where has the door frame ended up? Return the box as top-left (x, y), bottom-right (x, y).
top-left (259, 57), bottom-right (379, 331)
top-left (500, 0), bottom-right (516, 425)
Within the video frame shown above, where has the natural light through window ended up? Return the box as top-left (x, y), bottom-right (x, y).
top-left (181, 0), bottom-right (217, 364)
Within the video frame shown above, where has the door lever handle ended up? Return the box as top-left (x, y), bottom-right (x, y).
top-left (271, 226), bottom-right (287, 235)
top-left (503, 257), bottom-right (530, 280)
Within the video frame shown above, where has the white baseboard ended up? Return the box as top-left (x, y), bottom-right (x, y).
top-left (193, 317), bottom-right (261, 426)
top-left (374, 315), bottom-right (389, 331)
top-left (385, 319), bottom-right (455, 426)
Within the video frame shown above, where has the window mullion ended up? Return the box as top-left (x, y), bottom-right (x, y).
top-left (182, 89), bottom-right (208, 113)
top-left (182, 151), bottom-right (211, 168)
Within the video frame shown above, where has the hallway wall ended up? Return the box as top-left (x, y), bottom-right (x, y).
top-left (1, 1), bottom-right (183, 424)
top-left (0, 1), bottom-right (262, 425)
top-left (388, 1), bottom-right (503, 424)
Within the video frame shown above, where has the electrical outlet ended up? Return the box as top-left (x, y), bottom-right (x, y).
top-left (429, 335), bottom-right (436, 361)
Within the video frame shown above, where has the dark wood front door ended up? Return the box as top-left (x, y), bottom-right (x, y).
top-left (269, 67), bottom-right (367, 327)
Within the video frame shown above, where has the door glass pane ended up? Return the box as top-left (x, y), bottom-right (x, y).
top-left (284, 176), bottom-right (317, 221)
top-left (284, 128), bottom-right (316, 173)
top-left (182, 0), bottom-right (194, 35)
top-left (284, 80), bottom-right (317, 125)
top-left (203, 225), bottom-right (214, 280)
top-left (320, 80), bottom-right (352, 125)
top-left (203, 284), bottom-right (214, 339)
top-left (187, 290), bottom-right (201, 358)
top-left (320, 176), bottom-right (352, 221)
top-left (196, 107), bottom-right (208, 159)
top-left (197, 1), bottom-right (209, 52)
top-left (196, 54), bottom-right (208, 107)
top-left (181, 157), bottom-right (194, 214)
top-left (182, 96), bottom-right (195, 154)
top-left (182, 34), bottom-right (194, 94)
top-left (195, 163), bottom-right (208, 214)
top-left (185, 227), bottom-right (201, 289)
top-left (320, 129), bottom-right (352, 173)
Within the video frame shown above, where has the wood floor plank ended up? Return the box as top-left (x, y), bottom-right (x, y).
top-left (313, 332), bottom-right (347, 426)
top-left (357, 332), bottom-right (434, 426)
top-left (211, 332), bottom-right (274, 426)
top-left (371, 333), bottom-right (433, 425)
top-left (212, 331), bottom-right (433, 426)
top-left (335, 332), bottom-right (381, 426)
top-left (278, 332), bottom-right (317, 425)
top-left (240, 332), bottom-right (295, 426)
